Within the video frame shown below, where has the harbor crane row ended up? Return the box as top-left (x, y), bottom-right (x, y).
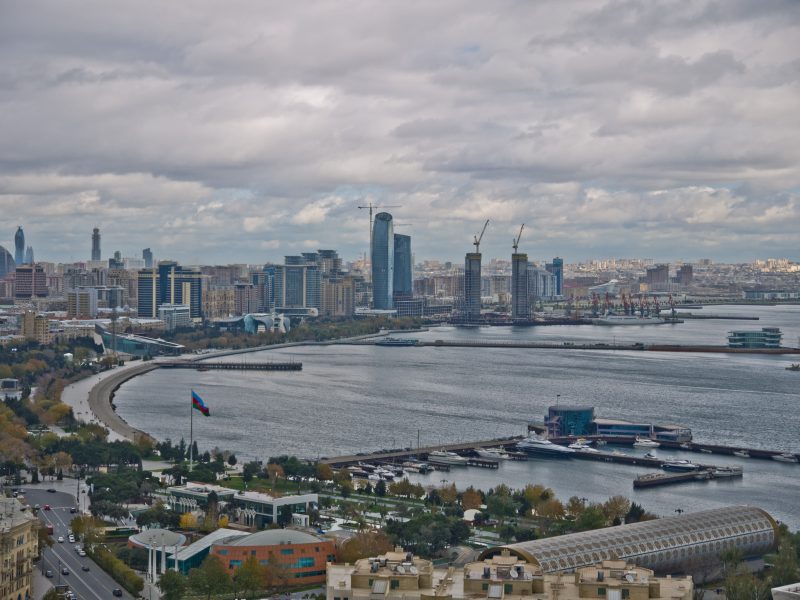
top-left (512, 223), bottom-right (525, 253)
top-left (473, 219), bottom-right (490, 253)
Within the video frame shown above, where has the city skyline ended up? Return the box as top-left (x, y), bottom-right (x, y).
top-left (1, 2), bottom-right (799, 263)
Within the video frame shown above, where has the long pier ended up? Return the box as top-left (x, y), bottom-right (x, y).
top-left (345, 339), bottom-right (800, 354)
top-left (159, 361), bottom-right (302, 371)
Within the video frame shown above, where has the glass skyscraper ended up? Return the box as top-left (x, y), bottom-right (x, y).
top-left (511, 253), bottom-right (529, 320)
top-left (392, 234), bottom-right (412, 302)
top-left (546, 257), bottom-right (564, 296)
top-left (371, 212), bottom-right (394, 309)
top-left (14, 226), bottom-right (24, 265)
top-left (464, 252), bottom-right (481, 321)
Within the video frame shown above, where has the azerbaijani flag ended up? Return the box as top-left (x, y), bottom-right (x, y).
top-left (191, 390), bottom-right (210, 417)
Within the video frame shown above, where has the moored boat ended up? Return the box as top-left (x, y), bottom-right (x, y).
top-left (662, 460), bottom-right (699, 472)
top-left (713, 465), bottom-right (743, 477)
top-left (592, 315), bottom-right (666, 326)
top-left (476, 448), bottom-right (513, 460)
top-left (733, 450), bottom-right (750, 458)
top-left (772, 453), bottom-right (798, 463)
top-left (633, 437), bottom-right (660, 448)
top-left (427, 450), bottom-right (469, 465)
top-left (516, 435), bottom-right (576, 458)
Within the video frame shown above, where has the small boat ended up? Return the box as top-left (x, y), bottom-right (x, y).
top-left (700, 448), bottom-right (713, 454)
top-left (594, 440), bottom-right (607, 446)
top-left (713, 465), bottom-right (743, 477)
top-left (633, 437), bottom-right (660, 448)
top-left (786, 364), bottom-right (800, 371)
top-left (428, 450), bottom-right (469, 465)
top-left (662, 460), bottom-right (699, 472)
top-left (644, 451), bottom-right (658, 460)
top-left (733, 450), bottom-right (750, 458)
top-left (476, 448), bottom-right (513, 460)
top-left (679, 443), bottom-right (692, 450)
top-left (772, 453), bottom-right (798, 463)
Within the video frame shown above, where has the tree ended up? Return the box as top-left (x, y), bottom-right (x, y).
top-left (316, 463), bottom-right (333, 481)
top-left (277, 504), bottom-right (293, 527)
top-left (438, 483), bottom-right (457, 505)
top-left (602, 495), bottom-right (631, 523)
top-left (242, 461), bottom-right (260, 484)
top-left (461, 487), bottom-right (483, 510)
top-left (339, 531), bottom-right (394, 563)
top-left (179, 513), bottom-right (198, 529)
top-left (575, 505), bottom-right (607, 531)
top-left (266, 463), bottom-right (284, 490)
top-left (566, 496), bottom-right (587, 517)
top-left (188, 555), bottom-right (231, 600)
top-left (234, 556), bottom-right (265, 600)
top-left (227, 454), bottom-right (237, 466)
top-left (375, 479), bottom-right (387, 497)
top-left (537, 498), bottom-right (566, 520)
top-left (486, 494), bottom-right (516, 526)
top-left (158, 570), bottom-right (187, 600)
top-left (769, 538), bottom-right (799, 587)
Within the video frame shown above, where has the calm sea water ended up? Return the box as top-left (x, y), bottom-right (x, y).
top-left (114, 305), bottom-right (800, 527)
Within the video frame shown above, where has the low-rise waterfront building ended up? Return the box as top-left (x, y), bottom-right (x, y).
top-left (0, 498), bottom-right (38, 600)
top-left (165, 482), bottom-right (317, 529)
top-left (0, 378), bottom-right (22, 401)
top-left (212, 529), bottom-right (335, 583)
top-left (727, 327), bottom-right (783, 349)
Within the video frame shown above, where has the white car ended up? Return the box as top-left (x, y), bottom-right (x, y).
top-left (78, 550), bottom-right (87, 557)
top-left (68, 535), bottom-right (75, 543)
top-left (57, 536), bottom-right (64, 543)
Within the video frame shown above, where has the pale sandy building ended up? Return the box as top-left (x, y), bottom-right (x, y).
top-left (0, 498), bottom-right (39, 600)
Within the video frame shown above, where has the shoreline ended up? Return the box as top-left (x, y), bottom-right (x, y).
top-left (66, 330), bottom-right (401, 442)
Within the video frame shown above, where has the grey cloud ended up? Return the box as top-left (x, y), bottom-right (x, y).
top-left (0, 1), bottom-right (798, 263)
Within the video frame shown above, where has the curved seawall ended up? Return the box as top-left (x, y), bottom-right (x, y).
top-left (87, 362), bottom-right (160, 443)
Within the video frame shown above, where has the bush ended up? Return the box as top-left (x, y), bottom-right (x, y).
top-left (88, 545), bottom-right (144, 595)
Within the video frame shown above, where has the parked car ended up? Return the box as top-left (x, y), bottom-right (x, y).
top-left (57, 536), bottom-right (64, 543)
top-left (61, 567), bottom-right (69, 575)
top-left (112, 589), bottom-right (123, 597)
top-left (43, 504), bottom-right (51, 511)
top-left (81, 565), bottom-right (90, 572)
top-left (45, 570), bottom-right (53, 578)
top-left (47, 488), bottom-right (56, 493)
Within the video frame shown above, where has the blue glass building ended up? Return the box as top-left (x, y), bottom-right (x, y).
top-left (14, 226), bottom-right (24, 265)
top-left (464, 253), bottom-right (482, 321)
top-left (546, 257), bottom-right (564, 296)
top-left (371, 212), bottom-right (394, 309)
top-left (393, 234), bottom-right (412, 302)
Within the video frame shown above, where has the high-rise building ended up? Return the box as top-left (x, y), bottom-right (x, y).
top-left (512, 253), bottom-right (529, 320)
top-left (14, 264), bottom-right (47, 298)
top-left (14, 226), bottom-right (25, 265)
top-left (646, 264), bottom-right (670, 287)
top-left (676, 264), bottom-right (693, 285)
top-left (545, 257), bottom-right (564, 297)
top-left (92, 227), bottom-right (101, 261)
top-left (0, 245), bottom-right (15, 279)
top-left (142, 247), bottom-right (153, 268)
top-left (67, 287), bottom-right (99, 318)
top-left (464, 253), bottom-right (482, 321)
top-left (137, 262), bottom-right (203, 319)
top-left (109, 250), bottom-right (123, 269)
top-left (528, 264), bottom-right (556, 301)
top-left (273, 262), bottom-right (321, 310)
top-left (321, 275), bottom-right (356, 318)
top-left (158, 261), bottom-right (203, 318)
top-left (234, 282), bottom-right (260, 315)
top-left (317, 249), bottom-right (342, 275)
top-left (371, 212), bottom-right (394, 309)
top-left (250, 270), bottom-right (273, 312)
top-left (24, 246), bottom-right (34, 265)
top-left (393, 234), bottom-right (412, 303)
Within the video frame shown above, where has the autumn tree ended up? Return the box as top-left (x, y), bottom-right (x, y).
top-left (266, 463), bottom-right (284, 489)
top-left (566, 496), bottom-right (587, 517)
top-left (316, 463), bottom-right (333, 481)
top-left (602, 495), bottom-right (631, 524)
top-left (339, 531), bottom-right (394, 563)
top-left (461, 487), bottom-right (483, 510)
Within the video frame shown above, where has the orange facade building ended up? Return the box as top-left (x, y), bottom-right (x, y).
top-left (211, 529), bottom-right (336, 584)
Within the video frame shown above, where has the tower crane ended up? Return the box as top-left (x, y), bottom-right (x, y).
top-left (512, 224), bottom-right (525, 253)
top-left (473, 219), bottom-right (490, 253)
top-left (358, 202), bottom-right (401, 263)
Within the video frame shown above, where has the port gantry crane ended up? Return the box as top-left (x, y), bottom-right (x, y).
top-left (473, 219), bottom-right (490, 253)
top-left (512, 223), bottom-right (525, 253)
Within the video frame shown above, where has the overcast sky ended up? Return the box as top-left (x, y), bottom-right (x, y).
top-left (1, 1), bottom-right (798, 265)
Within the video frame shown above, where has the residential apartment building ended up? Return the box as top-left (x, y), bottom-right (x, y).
top-left (0, 498), bottom-right (38, 600)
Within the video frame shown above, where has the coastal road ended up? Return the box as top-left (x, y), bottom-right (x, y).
top-left (26, 488), bottom-right (135, 600)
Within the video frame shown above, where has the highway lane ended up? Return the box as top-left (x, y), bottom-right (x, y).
top-left (24, 488), bottom-right (136, 600)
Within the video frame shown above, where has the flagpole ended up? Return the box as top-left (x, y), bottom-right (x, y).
top-left (189, 390), bottom-right (194, 473)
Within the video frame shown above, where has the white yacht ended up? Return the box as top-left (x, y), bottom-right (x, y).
top-left (476, 448), bottom-right (513, 460)
top-left (772, 453), bottom-right (798, 463)
top-left (733, 450), bottom-right (750, 458)
top-left (427, 450), bottom-right (470, 465)
top-left (713, 465), bottom-right (743, 477)
top-left (633, 437), bottom-right (660, 448)
top-left (516, 435), bottom-right (575, 458)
